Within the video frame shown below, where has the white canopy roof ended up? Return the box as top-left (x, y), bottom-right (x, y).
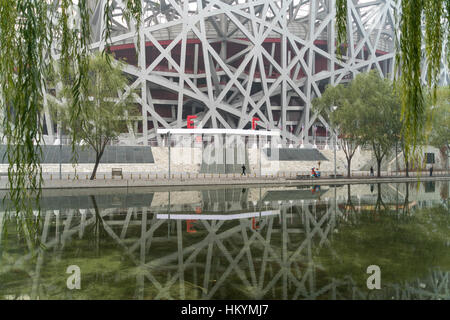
top-left (157, 128), bottom-right (281, 136)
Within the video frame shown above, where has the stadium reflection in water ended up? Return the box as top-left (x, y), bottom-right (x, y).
top-left (0, 181), bottom-right (449, 300)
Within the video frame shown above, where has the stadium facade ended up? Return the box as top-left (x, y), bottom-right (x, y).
top-left (44, 0), bottom-right (448, 147)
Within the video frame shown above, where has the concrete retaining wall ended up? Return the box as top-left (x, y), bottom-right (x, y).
top-left (0, 145), bottom-right (447, 175)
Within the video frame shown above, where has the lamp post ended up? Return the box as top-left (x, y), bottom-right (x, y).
top-left (334, 133), bottom-right (337, 178)
top-left (168, 132), bottom-right (171, 179)
top-left (58, 121), bottom-right (62, 180)
top-left (224, 134), bottom-right (227, 175)
top-left (300, 124), bottom-right (304, 148)
top-left (313, 124), bottom-right (317, 148)
top-left (331, 106), bottom-right (338, 178)
top-left (259, 136), bottom-right (262, 177)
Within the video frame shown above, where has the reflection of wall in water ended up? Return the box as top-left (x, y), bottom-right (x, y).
top-left (2, 183), bottom-right (448, 300)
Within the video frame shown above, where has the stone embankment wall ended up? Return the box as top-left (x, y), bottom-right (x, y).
top-left (0, 145), bottom-right (447, 175)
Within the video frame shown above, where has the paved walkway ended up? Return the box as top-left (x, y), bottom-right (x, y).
top-left (0, 173), bottom-right (448, 190)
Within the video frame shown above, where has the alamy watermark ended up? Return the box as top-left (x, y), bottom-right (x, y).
top-left (66, 265), bottom-right (81, 290)
top-left (366, 265), bottom-right (381, 290)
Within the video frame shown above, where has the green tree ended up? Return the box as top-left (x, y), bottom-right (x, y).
top-left (428, 86), bottom-right (450, 169)
top-left (337, 1), bottom-right (449, 165)
top-left (312, 81), bottom-right (363, 178)
top-left (355, 71), bottom-right (402, 177)
top-left (50, 53), bottom-right (136, 180)
top-left (0, 0), bottom-right (141, 223)
top-left (0, 0), bottom-right (447, 228)
top-left (314, 71), bottom-right (404, 177)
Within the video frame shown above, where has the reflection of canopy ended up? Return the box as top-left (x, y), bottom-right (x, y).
top-left (156, 210), bottom-right (280, 220)
top-left (1, 182), bottom-right (447, 300)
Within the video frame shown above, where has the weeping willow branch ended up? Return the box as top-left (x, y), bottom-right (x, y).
top-left (102, 0), bottom-right (113, 59)
top-left (123, 0), bottom-right (142, 52)
top-left (69, 0), bottom-right (91, 166)
top-left (399, 0), bottom-right (447, 169)
top-left (424, 0), bottom-right (444, 99)
top-left (0, 0), bottom-right (142, 245)
top-left (336, 0), bottom-right (448, 168)
top-left (0, 0), bottom-right (53, 243)
top-left (397, 0), bottom-right (426, 165)
top-left (336, 0), bottom-right (347, 58)
top-left (103, 0), bottom-right (142, 60)
top-left (447, 0), bottom-right (450, 66)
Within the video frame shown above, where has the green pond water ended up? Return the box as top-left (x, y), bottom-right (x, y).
top-left (0, 181), bottom-right (449, 300)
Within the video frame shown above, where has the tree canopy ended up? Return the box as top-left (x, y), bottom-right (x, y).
top-left (0, 0), bottom-right (142, 220)
top-left (354, 72), bottom-right (402, 176)
top-left (0, 1), bottom-right (448, 219)
top-left (312, 73), bottom-right (365, 177)
top-left (313, 70), bottom-right (402, 176)
top-left (50, 53), bottom-right (137, 180)
top-left (428, 86), bottom-right (450, 151)
top-left (428, 86), bottom-right (450, 168)
top-left (337, 0), bottom-right (449, 164)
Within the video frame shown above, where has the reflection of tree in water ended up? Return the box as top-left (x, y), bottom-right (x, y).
top-left (343, 185), bottom-right (356, 218)
top-left (89, 195), bottom-right (108, 255)
top-left (441, 182), bottom-right (448, 200)
top-left (374, 183), bottom-right (387, 213)
top-left (0, 199), bottom-right (337, 299)
top-left (441, 182), bottom-right (449, 211)
top-left (0, 197), bottom-right (44, 251)
top-left (319, 198), bottom-right (450, 298)
top-left (402, 182), bottom-right (410, 215)
top-left (0, 185), bottom-right (449, 300)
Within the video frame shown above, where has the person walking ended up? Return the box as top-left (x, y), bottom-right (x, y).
top-left (241, 164), bottom-right (246, 176)
top-left (429, 165), bottom-right (433, 177)
top-left (370, 166), bottom-right (374, 177)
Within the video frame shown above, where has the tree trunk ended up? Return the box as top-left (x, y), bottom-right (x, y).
top-left (403, 182), bottom-right (410, 214)
top-left (90, 154), bottom-right (100, 180)
top-left (375, 183), bottom-right (386, 212)
top-left (345, 184), bottom-right (355, 214)
top-left (377, 158), bottom-right (382, 177)
top-left (405, 161), bottom-right (409, 177)
top-left (440, 147), bottom-right (448, 170)
top-left (395, 142), bottom-right (399, 173)
top-left (90, 195), bottom-right (103, 253)
top-left (375, 183), bottom-right (381, 212)
top-left (347, 158), bottom-right (352, 178)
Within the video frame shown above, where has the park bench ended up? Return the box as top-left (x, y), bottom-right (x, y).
top-left (112, 168), bottom-right (123, 178)
top-left (296, 174), bottom-right (310, 180)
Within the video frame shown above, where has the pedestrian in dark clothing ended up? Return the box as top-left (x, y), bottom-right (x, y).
top-left (430, 165), bottom-right (433, 177)
top-left (241, 164), bottom-right (246, 176)
top-left (370, 166), bottom-right (374, 176)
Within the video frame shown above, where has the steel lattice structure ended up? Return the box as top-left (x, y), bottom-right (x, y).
top-left (1, 184), bottom-right (448, 299)
top-left (43, 0), bottom-right (448, 146)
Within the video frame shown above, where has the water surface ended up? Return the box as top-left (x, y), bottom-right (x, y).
top-left (0, 181), bottom-right (449, 300)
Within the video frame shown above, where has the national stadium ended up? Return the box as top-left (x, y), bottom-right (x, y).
top-left (42, 0), bottom-right (450, 148)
